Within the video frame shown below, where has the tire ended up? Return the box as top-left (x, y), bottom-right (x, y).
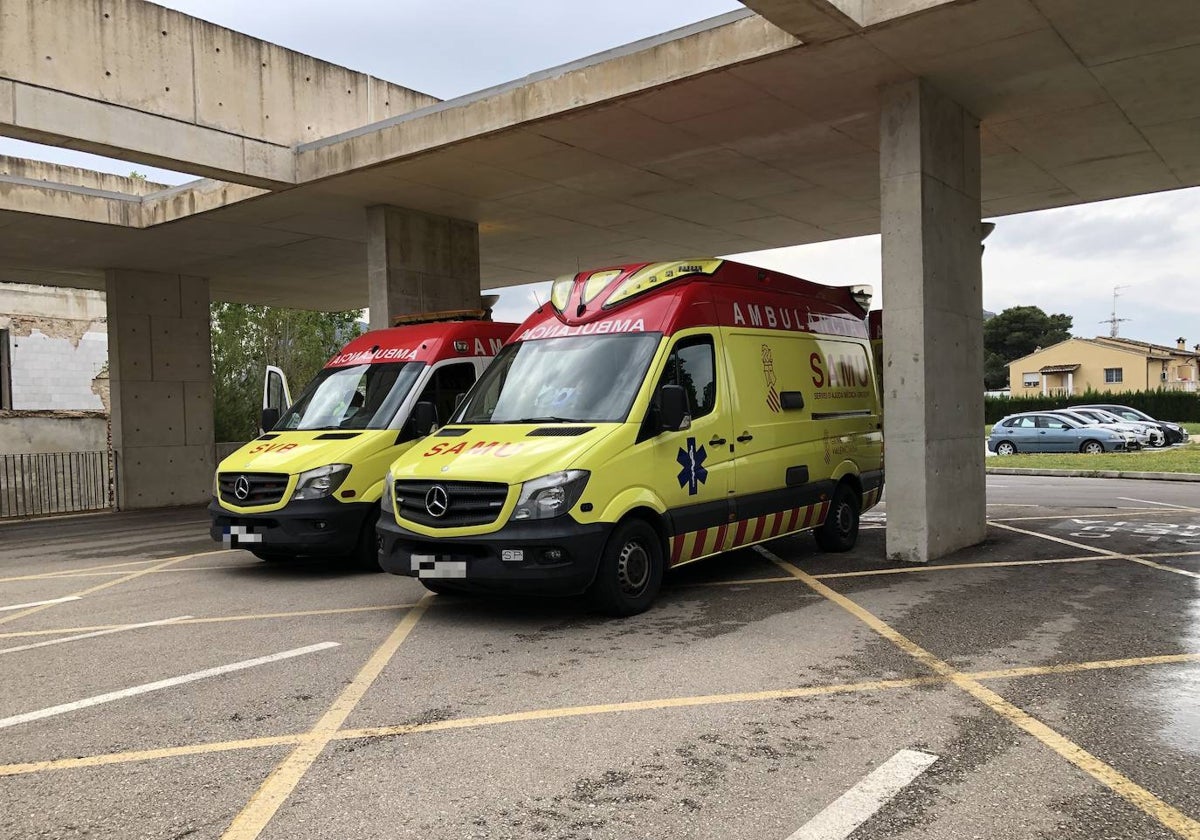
top-left (588, 518), bottom-right (664, 617)
top-left (351, 508), bottom-right (383, 571)
top-left (814, 482), bottom-right (860, 553)
top-left (1080, 440), bottom-right (1105, 455)
top-left (995, 441), bottom-right (1017, 456)
top-left (1151, 435), bottom-right (1168, 448)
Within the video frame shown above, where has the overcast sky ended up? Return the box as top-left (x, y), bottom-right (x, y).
top-left (2, 0), bottom-right (1197, 349)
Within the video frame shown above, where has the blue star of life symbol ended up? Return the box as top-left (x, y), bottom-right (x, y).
top-left (676, 437), bottom-right (708, 495)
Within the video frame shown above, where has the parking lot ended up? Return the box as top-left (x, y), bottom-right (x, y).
top-left (0, 475), bottom-right (1198, 840)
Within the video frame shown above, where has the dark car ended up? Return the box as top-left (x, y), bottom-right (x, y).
top-left (1073, 404), bottom-right (1190, 446)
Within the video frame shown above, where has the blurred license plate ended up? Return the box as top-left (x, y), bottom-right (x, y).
top-left (411, 554), bottom-right (467, 579)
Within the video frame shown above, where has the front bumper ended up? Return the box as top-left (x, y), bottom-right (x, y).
top-left (208, 497), bottom-right (375, 556)
top-left (377, 513), bottom-right (612, 595)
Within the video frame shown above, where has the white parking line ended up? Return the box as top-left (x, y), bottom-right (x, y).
top-left (785, 749), bottom-right (939, 840)
top-left (0, 642), bottom-right (339, 730)
top-left (0, 596), bottom-right (81, 612)
top-left (1117, 497), bottom-right (1196, 510)
top-left (0, 616), bottom-right (192, 655)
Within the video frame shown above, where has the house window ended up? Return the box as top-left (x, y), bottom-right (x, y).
top-left (1022, 372), bottom-right (1039, 388)
top-left (0, 329), bottom-right (11, 410)
top-left (1105, 367), bottom-right (1123, 384)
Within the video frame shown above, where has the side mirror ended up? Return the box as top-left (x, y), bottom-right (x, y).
top-left (411, 401), bottom-right (439, 438)
top-left (658, 384), bottom-right (691, 433)
top-left (260, 407), bottom-right (280, 433)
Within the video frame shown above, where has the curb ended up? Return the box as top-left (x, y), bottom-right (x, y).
top-left (986, 467), bottom-right (1200, 482)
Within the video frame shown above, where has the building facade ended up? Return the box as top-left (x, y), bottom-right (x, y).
top-left (1008, 336), bottom-right (1200, 396)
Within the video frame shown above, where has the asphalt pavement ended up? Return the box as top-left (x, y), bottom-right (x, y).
top-left (0, 476), bottom-right (1197, 840)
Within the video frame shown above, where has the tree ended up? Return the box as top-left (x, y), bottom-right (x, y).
top-left (982, 306), bottom-right (1073, 390)
top-left (211, 303), bottom-right (364, 441)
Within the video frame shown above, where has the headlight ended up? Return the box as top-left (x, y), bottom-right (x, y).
top-left (292, 464), bottom-right (351, 501)
top-left (381, 469), bottom-right (394, 513)
top-left (510, 470), bottom-right (589, 522)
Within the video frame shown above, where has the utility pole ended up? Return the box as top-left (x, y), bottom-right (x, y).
top-left (1101, 285), bottom-right (1131, 337)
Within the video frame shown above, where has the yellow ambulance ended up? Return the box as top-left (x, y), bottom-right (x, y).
top-left (377, 260), bottom-right (883, 613)
top-left (209, 314), bottom-right (516, 568)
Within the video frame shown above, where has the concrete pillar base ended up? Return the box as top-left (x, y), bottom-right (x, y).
top-left (106, 270), bottom-right (213, 509)
top-left (880, 78), bottom-right (986, 563)
top-left (367, 205), bottom-right (481, 330)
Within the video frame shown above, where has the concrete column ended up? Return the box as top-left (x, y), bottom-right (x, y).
top-left (880, 78), bottom-right (985, 563)
top-left (105, 270), bottom-right (213, 509)
top-left (366, 205), bottom-right (480, 330)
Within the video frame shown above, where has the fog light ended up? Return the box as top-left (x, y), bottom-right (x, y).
top-left (541, 548), bottom-right (564, 563)
top-left (314, 521), bottom-right (327, 530)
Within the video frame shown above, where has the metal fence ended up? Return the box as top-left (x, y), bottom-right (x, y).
top-left (0, 450), bottom-right (115, 518)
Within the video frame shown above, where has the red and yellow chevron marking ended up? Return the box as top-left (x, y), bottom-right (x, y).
top-left (862, 487), bottom-right (882, 512)
top-left (668, 500), bottom-right (830, 567)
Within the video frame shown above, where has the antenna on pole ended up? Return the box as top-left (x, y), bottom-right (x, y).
top-left (1101, 284), bottom-right (1131, 337)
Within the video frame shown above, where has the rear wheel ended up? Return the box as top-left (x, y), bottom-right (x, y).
top-left (995, 441), bottom-right (1017, 456)
top-left (1080, 440), bottom-right (1105, 455)
top-left (588, 519), bottom-right (664, 617)
top-left (814, 483), bottom-right (860, 553)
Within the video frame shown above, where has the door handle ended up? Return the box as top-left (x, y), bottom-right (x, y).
top-left (709, 437), bottom-right (726, 446)
top-left (736, 433), bottom-right (754, 443)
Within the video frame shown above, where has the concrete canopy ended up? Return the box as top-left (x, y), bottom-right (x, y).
top-left (3, 0), bottom-right (1200, 308)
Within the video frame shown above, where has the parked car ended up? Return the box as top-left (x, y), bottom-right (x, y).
top-left (1049, 408), bottom-right (1148, 448)
top-left (1073, 404), bottom-right (1190, 446)
top-left (1065, 407), bottom-right (1165, 447)
top-left (989, 412), bottom-right (1131, 455)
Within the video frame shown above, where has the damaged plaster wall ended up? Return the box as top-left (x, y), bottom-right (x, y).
top-left (0, 283), bottom-right (108, 411)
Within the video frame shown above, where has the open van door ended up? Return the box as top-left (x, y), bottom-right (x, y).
top-left (261, 365), bottom-right (292, 433)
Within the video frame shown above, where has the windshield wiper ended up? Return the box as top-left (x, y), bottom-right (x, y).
top-left (508, 416), bottom-right (579, 424)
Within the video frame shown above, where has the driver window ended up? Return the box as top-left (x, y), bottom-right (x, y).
top-left (655, 335), bottom-right (716, 419)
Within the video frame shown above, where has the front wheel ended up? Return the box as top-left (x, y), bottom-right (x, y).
top-left (588, 519), bottom-right (664, 617)
top-left (1151, 435), bottom-right (1168, 448)
top-left (351, 508), bottom-right (383, 571)
top-left (995, 441), bottom-right (1017, 456)
top-left (1080, 440), bottom-right (1105, 455)
top-left (814, 483), bottom-right (860, 553)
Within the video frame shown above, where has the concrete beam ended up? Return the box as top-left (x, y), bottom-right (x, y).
top-left (880, 78), bottom-right (986, 563)
top-left (740, 0), bottom-right (959, 37)
top-left (297, 11), bottom-right (799, 181)
top-left (0, 0), bottom-right (438, 186)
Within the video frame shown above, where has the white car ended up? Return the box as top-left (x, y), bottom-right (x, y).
top-left (1050, 409), bottom-right (1146, 448)
top-left (1067, 407), bottom-right (1165, 447)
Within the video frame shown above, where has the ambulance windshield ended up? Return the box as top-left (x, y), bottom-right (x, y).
top-left (455, 333), bottom-right (661, 424)
top-left (276, 362), bottom-right (423, 430)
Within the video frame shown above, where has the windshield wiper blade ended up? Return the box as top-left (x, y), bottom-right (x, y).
top-left (509, 416), bottom-right (578, 424)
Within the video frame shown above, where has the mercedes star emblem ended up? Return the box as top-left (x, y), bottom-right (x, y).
top-left (425, 485), bottom-right (449, 518)
top-left (233, 475), bottom-right (251, 501)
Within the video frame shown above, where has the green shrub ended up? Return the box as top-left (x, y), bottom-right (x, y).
top-left (984, 389), bottom-right (1200, 424)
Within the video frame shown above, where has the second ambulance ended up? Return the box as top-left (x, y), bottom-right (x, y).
top-left (377, 260), bottom-right (883, 614)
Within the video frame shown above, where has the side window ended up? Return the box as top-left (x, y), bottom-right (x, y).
top-left (655, 335), bottom-right (716, 419)
top-left (1013, 417), bottom-right (1037, 428)
top-left (416, 362), bottom-right (477, 425)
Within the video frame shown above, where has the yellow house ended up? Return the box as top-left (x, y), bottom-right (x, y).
top-left (1008, 336), bottom-right (1200, 396)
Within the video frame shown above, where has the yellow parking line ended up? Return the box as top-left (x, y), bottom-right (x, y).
top-left (1125, 557), bottom-right (1200, 580)
top-left (0, 558), bottom-right (167, 584)
top-left (757, 546), bottom-right (1200, 840)
top-left (813, 555), bottom-right (1108, 579)
top-left (2, 649), bottom-right (1196, 780)
top-left (220, 596), bottom-right (433, 840)
top-left (0, 603), bottom-right (420, 640)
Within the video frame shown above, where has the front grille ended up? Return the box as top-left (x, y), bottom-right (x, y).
top-left (394, 479), bottom-right (508, 528)
top-left (219, 472), bottom-right (289, 506)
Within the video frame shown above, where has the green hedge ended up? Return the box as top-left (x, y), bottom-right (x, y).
top-left (985, 389), bottom-right (1200, 424)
